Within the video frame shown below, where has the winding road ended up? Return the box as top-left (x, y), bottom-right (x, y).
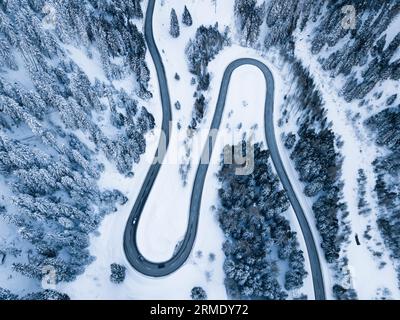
top-left (124, 0), bottom-right (326, 300)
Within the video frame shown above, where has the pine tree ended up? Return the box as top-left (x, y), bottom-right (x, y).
top-left (169, 9), bottom-right (180, 38)
top-left (131, 0), bottom-right (143, 19)
top-left (0, 0), bottom-right (150, 288)
top-left (182, 6), bottom-right (193, 27)
top-left (21, 290), bottom-right (70, 300)
top-left (191, 287), bottom-right (207, 300)
top-left (110, 263), bottom-right (126, 284)
top-left (234, 0), bottom-right (265, 45)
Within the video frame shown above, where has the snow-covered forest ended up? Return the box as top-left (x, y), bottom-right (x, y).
top-left (217, 142), bottom-right (307, 299)
top-left (1, 0), bottom-right (399, 301)
top-left (234, 0), bottom-right (400, 298)
top-left (0, 0), bottom-right (154, 298)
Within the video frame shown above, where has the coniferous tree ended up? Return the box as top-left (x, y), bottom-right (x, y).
top-left (0, 0), bottom-right (154, 286)
top-left (182, 6), bottom-right (193, 26)
top-left (169, 8), bottom-right (180, 38)
top-left (0, 288), bottom-right (18, 300)
top-left (191, 287), bottom-right (207, 300)
top-left (217, 142), bottom-right (307, 299)
top-left (110, 263), bottom-right (126, 284)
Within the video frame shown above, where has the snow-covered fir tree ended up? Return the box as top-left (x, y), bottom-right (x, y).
top-left (169, 8), bottom-right (180, 38)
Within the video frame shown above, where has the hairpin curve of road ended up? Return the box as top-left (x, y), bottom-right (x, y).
top-left (123, 0), bottom-right (326, 300)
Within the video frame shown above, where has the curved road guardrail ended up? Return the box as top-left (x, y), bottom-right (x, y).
top-left (124, 0), bottom-right (326, 300)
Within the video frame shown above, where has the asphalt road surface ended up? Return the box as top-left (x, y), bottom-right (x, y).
top-left (124, 0), bottom-right (326, 300)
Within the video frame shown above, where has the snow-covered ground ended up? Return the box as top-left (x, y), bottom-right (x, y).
top-left (0, 207), bottom-right (39, 296)
top-left (133, 0), bottom-right (314, 298)
top-left (58, 0), bottom-right (315, 299)
top-left (3, 0), bottom-right (396, 300)
top-left (289, 22), bottom-right (400, 299)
